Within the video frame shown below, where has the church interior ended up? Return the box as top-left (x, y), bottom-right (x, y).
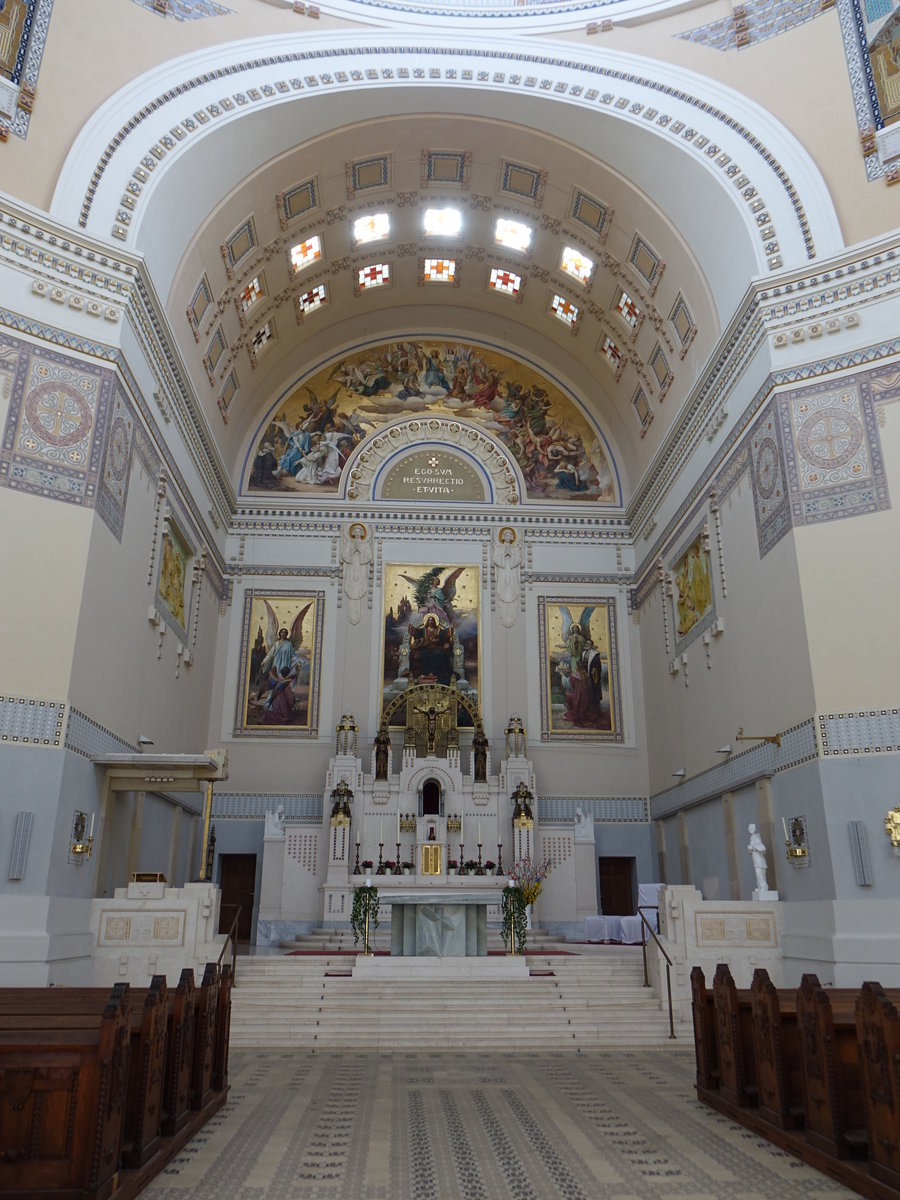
top-left (2, 0), bottom-right (900, 1195)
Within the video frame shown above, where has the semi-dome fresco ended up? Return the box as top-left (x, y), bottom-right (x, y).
top-left (246, 340), bottom-right (618, 503)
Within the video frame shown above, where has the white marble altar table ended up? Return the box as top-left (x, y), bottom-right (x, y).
top-left (383, 890), bottom-right (504, 957)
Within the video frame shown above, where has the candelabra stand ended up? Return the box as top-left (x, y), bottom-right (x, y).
top-left (459, 843), bottom-right (464, 874)
top-left (353, 843), bottom-right (361, 875)
top-left (362, 890), bottom-right (373, 956)
top-left (376, 843), bottom-right (385, 875)
top-left (394, 841), bottom-right (402, 875)
top-left (496, 844), bottom-right (503, 875)
top-left (476, 843), bottom-right (485, 875)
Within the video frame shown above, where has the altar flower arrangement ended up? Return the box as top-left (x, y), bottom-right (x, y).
top-left (464, 859), bottom-right (479, 872)
top-left (484, 860), bottom-right (497, 872)
top-left (361, 859), bottom-right (374, 870)
top-left (351, 883), bottom-right (379, 948)
top-left (448, 859), bottom-right (459, 870)
top-left (510, 857), bottom-right (552, 906)
top-left (402, 860), bottom-right (414, 872)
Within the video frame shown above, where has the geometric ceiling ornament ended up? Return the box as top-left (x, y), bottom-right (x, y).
top-left (499, 160), bottom-right (547, 206)
top-left (571, 190), bottom-right (612, 242)
top-left (347, 154), bottom-right (391, 197)
top-left (627, 232), bottom-right (664, 296)
top-left (422, 150), bottom-right (471, 188)
top-left (276, 178), bottom-right (319, 230)
top-left (221, 216), bottom-right (258, 278)
top-left (244, 338), bottom-right (619, 504)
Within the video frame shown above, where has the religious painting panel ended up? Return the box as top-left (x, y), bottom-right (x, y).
top-left (245, 339), bottom-right (618, 503)
top-left (157, 519), bottom-right (192, 635)
top-left (670, 526), bottom-right (716, 655)
top-left (381, 564), bottom-right (480, 726)
top-left (538, 597), bottom-right (623, 742)
top-left (234, 590), bottom-right (324, 737)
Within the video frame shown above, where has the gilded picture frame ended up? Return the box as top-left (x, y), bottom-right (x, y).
top-left (538, 596), bottom-right (623, 742)
top-left (380, 563), bottom-right (481, 727)
top-left (233, 589), bottom-right (324, 737)
top-left (670, 526), bottom-right (716, 656)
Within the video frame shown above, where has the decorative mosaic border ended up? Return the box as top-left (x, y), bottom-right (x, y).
top-left (538, 796), bottom-right (649, 822)
top-left (65, 708), bottom-right (136, 759)
top-left (3, 0), bottom-right (53, 141)
top-left (631, 338), bottom-right (900, 608)
top-left (0, 306), bottom-right (229, 602)
top-left (817, 708), bottom-right (900, 755)
top-left (211, 792), bottom-right (324, 819)
top-left (74, 44), bottom-right (814, 268)
top-left (0, 694), bottom-right (65, 746)
top-left (650, 717), bottom-right (819, 817)
top-left (838, 0), bottom-right (895, 181)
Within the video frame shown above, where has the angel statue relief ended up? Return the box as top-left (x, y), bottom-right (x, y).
top-left (341, 522), bottom-right (373, 625)
top-left (555, 606), bottom-right (609, 731)
top-left (492, 526), bottom-right (522, 629)
top-left (252, 600), bottom-right (313, 726)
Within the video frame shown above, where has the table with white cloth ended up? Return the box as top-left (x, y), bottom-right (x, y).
top-left (637, 883), bottom-right (664, 932)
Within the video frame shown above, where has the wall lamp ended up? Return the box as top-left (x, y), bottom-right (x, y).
top-left (70, 810), bottom-right (95, 862)
top-left (735, 726), bottom-right (781, 748)
top-left (672, 768), bottom-right (686, 779)
top-left (716, 744), bottom-right (732, 755)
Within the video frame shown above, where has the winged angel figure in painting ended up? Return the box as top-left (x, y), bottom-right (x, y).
top-left (251, 600), bottom-right (313, 726)
top-left (554, 606), bottom-right (609, 731)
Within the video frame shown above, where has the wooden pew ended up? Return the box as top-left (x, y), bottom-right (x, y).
top-left (0, 962), bottom-right (231, 1200)
top-left (749, 968), bottom-right (805, 1132)
top-left (855, 981), bottom-right (900, 1191)
top-left (711, 963), bottom-right (758, 1108)
top-left (690, 965), bottom-right (718, 1101)
top-left (0, 992), bottom-right (130, 1200)
top-left (796, 973), bottom-right (868, 1160)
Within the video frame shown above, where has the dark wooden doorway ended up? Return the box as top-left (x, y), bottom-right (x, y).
top-left (597, 857), bottom-right (635, 916)
top-left (218, 853), bottom-right (256, 941)
top-left (422, 778), bottom-right (441, 816)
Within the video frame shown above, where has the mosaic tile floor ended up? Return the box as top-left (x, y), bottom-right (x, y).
top-left (143, 1049), bottom-right (856, 1200)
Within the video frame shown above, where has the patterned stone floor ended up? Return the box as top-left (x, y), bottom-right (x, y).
top-left (143, 1049), bottom-right (856, 1200)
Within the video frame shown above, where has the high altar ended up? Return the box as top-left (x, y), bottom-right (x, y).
top-left (257, 683), bottom-right (598, 952)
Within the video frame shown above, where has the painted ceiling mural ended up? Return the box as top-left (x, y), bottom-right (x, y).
top-left (246, 340), bottom-right (618, 503)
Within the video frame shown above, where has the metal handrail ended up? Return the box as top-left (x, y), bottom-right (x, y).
top-left (217, 905), bottom-right (241, 982)
top-left (637, 906), bottom-right (676, 1040)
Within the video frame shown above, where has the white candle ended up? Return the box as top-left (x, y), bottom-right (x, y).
top-left (380, 819), bottom-right (383, 843)
top-left (397, 807), bottom-right (401, 841)
top-left (356, 828), bottom-right (360, 845)
top-left (460, 812), bottom-right (464, 844)
top-left (782, 817), bottom-right (789, 842)
top-left (478, 821), bottom-right (482, 844)
top-left (89, 812), bottom-right (95, 838)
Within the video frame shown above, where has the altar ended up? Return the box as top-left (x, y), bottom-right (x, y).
top-left (384, 890), bottom-right (503, 956)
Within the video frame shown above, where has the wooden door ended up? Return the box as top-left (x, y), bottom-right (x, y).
top-left (597, 856), bottom-right (635, 915)
top-left (218, 853), bottom-right (256, 941)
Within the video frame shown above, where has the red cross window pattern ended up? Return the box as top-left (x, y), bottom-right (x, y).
top-left (298, 285), bottom-right (327, 314)
top-left (601, 336), bottom-right (622, 369)
top-left (251, 323), bottom-right (274, 355)
top-left (551, 294), bottom-right (579, 326)
top-left (616, 290), bottom-right (641, 329)
top-left (358, 263), bottom-right (390, 290)
top-left (423, 259), bottom-right (456, 283)
top-left (239, 276), bottom-right (263, 313)
top-left (290, 236), bottom-right (322, 272)
top-left (489, 267), bottom-right (521, 296)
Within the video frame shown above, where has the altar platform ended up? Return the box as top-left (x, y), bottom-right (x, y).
top-left (351, 954), bottom-right (529, 980)
top-left (381, 889), bottom-right (507, 957)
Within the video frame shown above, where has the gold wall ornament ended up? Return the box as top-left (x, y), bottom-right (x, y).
top-left (782, 814), bottom-right (809, 864)
top-left (736, 726), bottom-right (782, 748)
top-left (885, 807), bottom-right (900, 849)
top-left (69, 809), bottom-right (95, 862)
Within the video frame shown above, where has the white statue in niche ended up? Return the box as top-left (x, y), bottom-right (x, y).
top-left (341, 521), bottom-right (373, 625)
top-left (492, 526), bottom-right (522, 629)
top-left (264, 804), bottom-right (286, 838)
top-left (747, 823), bottom-right (769, 892)
top-left (574, 807), bottom-right (594, 842)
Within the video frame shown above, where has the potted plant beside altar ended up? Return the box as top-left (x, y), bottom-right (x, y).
top-left (402, 860), bottom-right (414, 875)
top-left (447, 859), bottom-right (459, 875)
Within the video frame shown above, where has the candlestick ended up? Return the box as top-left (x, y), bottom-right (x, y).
top-left (459, 843), bottom-right (464, 873)
top-left (397, 807), bottom-right (401, 841)
top-left (476, 842), bottom-right (484, 875)
top-left (478, 821), bottom-right (481, 844)
top-left (497, 843), bottom-right (503, 874)
top-left (395, 842), bottom-right (401, 874)
top-left (376, 842), bottom-right (385, 875)
top-left (353, 843), bottom-right (361, 874)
